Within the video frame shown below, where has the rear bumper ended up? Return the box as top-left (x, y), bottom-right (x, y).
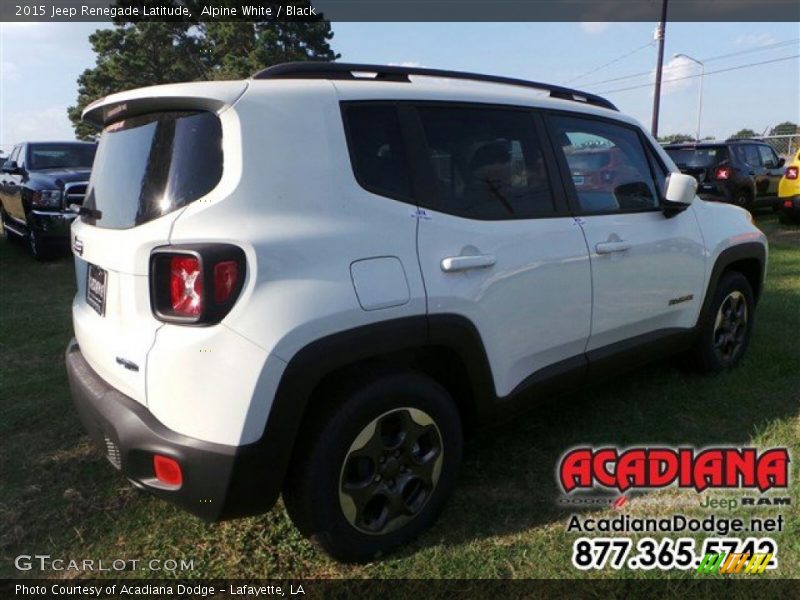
top-left (696, 182), bottom-right (733, 203)
top-left (65, 339), bottom-right (280, 521)
top-left (778, 195), bottom-right (800, 217)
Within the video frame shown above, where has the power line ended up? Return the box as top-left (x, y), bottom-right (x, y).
top-left (579, 37), bottom-right (800, 89)
top-left (562, 40), bottom-right (655, 85)
top-left (596, 54), bottom-right (800, 94)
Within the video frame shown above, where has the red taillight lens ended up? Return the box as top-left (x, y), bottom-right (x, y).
top-left (153, 455), bottom-right (183, 486)
top-left (169, 256), bottom-right (203, 316)
top-left (151, 245), bottom-right (245, 324)
top-left (785, 200), bottom-right (793, 208)
top-left (786, 166), bottom-right (799, 180)
top-left (213, 261), bottom-right (239, 304)
top-left (715, 166), bottom-right (731, 180)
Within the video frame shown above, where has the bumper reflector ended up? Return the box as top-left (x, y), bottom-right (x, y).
top-left (153, 455), bottom-right (183, 486)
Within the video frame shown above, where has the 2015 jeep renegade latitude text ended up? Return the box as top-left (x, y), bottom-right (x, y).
top-left (66, 63), bottom-right (767, 562)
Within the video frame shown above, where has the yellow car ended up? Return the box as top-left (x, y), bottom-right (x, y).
top-left (778, 149), bottom-right (800, 224)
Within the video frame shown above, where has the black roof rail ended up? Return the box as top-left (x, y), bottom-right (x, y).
top-left (725, 137), bottom-right (765, 143)
top-left (252, 62), bottom-right (619, 112)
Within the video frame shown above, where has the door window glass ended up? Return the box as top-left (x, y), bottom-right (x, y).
top-left (417, 106), bottom-right (555, 219)
top-left (549, 115), bottom-right (659, 213)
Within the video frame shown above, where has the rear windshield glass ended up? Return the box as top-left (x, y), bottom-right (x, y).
top-left (29, 143), bottom-right (96, 170)
top-left (83, 111), bottom-right (222, 229)
top-left (665, 146), bottom-right (728, 168)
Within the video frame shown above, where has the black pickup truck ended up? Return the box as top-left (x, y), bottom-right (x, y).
top-left (0, 141), bottom-right (96, 259)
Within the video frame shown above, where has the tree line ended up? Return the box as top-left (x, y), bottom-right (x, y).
top-left (68, 1), bottom-right (339, 139)
top-left (659, 122), bottom-right (799, 144)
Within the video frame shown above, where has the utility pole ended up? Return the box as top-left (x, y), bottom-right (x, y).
top-left (651, 0), bottom-right (669, 138)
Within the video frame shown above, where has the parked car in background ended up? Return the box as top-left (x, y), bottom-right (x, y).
top-left (663, 139), bottom-right (785, 211)
top-left (777, 148), bottom-right (800, 224)
top-left (0, 141), bottom-right (96, 259)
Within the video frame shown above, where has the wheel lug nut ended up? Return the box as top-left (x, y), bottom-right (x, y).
top-left (379, 456), bottom-right (386, 464)
top-left (375, 475), bottom-right (381, 482)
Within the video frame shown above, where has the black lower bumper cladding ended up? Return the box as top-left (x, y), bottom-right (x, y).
top-left (64, 339), bottom-right (275, 521)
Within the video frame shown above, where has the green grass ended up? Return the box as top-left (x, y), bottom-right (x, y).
top-left (0, 214), bottom-right (798, 580)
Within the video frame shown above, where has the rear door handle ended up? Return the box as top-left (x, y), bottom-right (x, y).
top-left (595, 241), bottom-right (631, 254)
top-left (440, 254), bottom-right (496, 272)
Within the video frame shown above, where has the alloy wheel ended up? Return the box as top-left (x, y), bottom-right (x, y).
top-left (338, 407), bottom-right (443, 535)
top-left (713, 290), bottom-right (748, 363)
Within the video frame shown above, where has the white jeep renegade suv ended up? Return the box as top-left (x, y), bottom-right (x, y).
top-left (66, 63), bottom-right (767, 562)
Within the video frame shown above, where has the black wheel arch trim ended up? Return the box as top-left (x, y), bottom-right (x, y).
top-left (697, 242), bottom-right (766, 327)
top-left (259, 312), bottom-right (719, 512)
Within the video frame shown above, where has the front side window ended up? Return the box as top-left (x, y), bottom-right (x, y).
top-left (342, 105), bottom-right (412, 200)
top-left (84, 111), bottom-right (222, 229)
top-left (28, 143), bottom-right (96, 170)
top-left (417, 107), bottom-right (554, 220)
top-left (549, 115), bottom-right (659, 213)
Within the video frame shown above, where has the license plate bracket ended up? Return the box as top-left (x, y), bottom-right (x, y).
top-left (86, 263), bottom-right (107, 316)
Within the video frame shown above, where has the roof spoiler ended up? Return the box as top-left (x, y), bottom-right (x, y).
top-left (82, 81), bottom-right (249, 127)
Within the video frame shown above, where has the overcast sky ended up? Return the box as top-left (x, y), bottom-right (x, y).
top-left (1, 21), bottom-right (798, 152)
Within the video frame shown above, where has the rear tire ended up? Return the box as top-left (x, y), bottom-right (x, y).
top-left (283, 370), bottom-right (462, 562)
top-left (688, 271), bottom-right (754, 372)
top-left (732, 189), bottom-right (751, 210)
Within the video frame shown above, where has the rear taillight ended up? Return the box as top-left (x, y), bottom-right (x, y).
top-left (786, 166), bottom-right (799, 180)
top-left (150, 245), bottom-right (246, 325)
top-left (715, 166), bottom-right (731, 181)
top-left (213, 261), bottom-right (239, 304)
top-left (170, 256), bottom-right (203, 317)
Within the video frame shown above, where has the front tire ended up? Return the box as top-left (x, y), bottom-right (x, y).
top-left (689, 271), bottom-right (754, 372)
top-left (283, 371), bottom-right (462, 562)
top-left (28, 230), bottom-right (53, 261)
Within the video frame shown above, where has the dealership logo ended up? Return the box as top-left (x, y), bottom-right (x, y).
top-left (559, 447), bottom-right (790, 494)
top-left (696, 552), bottom-right (772, 575)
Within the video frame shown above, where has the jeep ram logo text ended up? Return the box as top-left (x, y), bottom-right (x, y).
top-left (559, 447), bottom-right (789, 493)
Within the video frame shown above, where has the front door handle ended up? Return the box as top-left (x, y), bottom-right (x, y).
top-left (595, 241), bottom-right (631, 254)
top-left (440, 254), bottom-right (496, 272)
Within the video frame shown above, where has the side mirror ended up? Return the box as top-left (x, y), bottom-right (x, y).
top-left (777, 157), bottom-right (786, 168)
top-left (662, 172), bottom-right (697, 216)
top-left (1, 160), bottom-right (20, 174)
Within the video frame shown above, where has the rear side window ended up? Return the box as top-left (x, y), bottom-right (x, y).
top-left (548, 115), bottom-right (659, 213)
top-left (342, 105), bottom-right (412, 200)
top-left (757, 145), bottom-right (779, 168)
top-left (418, 107), bottom-right (555, 220)
top-left (83, 111), bottom-right (222, 229)
top-left (734, 144), bottom-right (762, 167)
